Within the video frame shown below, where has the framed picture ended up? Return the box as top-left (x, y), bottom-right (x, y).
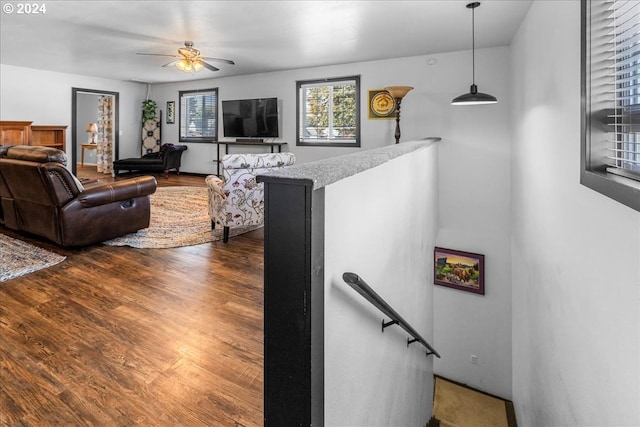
top-left (434, 247), bottom-right (485, 295)
top-left (368, 89), bottom-right (396, 120)
top-left (166, 101), bottom-right (175, 124)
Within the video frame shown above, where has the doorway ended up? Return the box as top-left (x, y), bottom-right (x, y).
top-left (71, 88), bottom-right (119, 179)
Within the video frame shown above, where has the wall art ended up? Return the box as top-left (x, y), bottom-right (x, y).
top-left (166, 101), bottom-right (175, 124)
top-left (368, 89), bottom-right (396, 120)
top-left (434, 247), bottom-right (485, 295)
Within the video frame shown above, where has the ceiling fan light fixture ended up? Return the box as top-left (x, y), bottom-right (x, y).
top-left (451, 2), bottom-right (498, 106)
top-left (179, 41), bottom-right (199, 58)
top-left (139, 41), bottom-right (233, 74)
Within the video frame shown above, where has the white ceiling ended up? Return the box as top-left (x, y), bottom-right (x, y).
top-left (0, 1), bottom-right (532, 84)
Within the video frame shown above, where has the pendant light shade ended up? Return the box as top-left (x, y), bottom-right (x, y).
top-left (452, 2), bottom-right (497, 105)
top-left (451, 84), bottom-right (497, 105)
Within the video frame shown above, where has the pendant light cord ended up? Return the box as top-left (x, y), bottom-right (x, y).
top-left (451, 2), bottom-right (498, 104)
top-left (471, 5), bottom-right (475, 85)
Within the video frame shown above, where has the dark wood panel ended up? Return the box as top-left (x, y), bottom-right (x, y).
top-left (262, 178), bottom-right (325, 427)
top-left (0, 177), bottom-right (264, 426)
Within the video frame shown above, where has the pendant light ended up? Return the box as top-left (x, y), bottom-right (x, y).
top-left (451, 2), bottom-right (497, 105)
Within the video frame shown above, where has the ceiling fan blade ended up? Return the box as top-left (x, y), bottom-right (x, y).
top-left (201, 57), bottom-right (235, 65)
top-left (162, 59), bottom-right (179, 68)
top-left (136, 53), bottom-right (179, 58)
top-left (201, 61), bottom-right (219, 72)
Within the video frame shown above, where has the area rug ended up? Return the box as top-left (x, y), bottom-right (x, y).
top-left (0, 233), bottom-right (66, 282)
top-left (103, 186), bottom-right (261, 249)
top-left (432, 376), bottom-right (512, 427)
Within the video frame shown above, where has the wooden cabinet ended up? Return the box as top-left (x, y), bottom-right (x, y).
top-left (31, 125), bottom-right (67, 151)
top-left (0, 121), bottom-right (67, 152)
top-left (0, 121), bottom-right (32, 146)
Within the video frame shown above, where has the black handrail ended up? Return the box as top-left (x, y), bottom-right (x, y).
top-left (342, 272), bottom-right (441, 358)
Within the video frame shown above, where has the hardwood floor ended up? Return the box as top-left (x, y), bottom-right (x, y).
top-left (76, 165), bottom-right (208, 188)
top-left (1, 174), bottom-right (265, 426)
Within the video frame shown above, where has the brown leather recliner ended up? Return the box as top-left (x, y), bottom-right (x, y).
top-left (0, 145), bottom-right (157, 247)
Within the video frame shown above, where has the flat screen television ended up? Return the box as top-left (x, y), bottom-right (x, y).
top-left (222, 97), bottom-right (279, 139)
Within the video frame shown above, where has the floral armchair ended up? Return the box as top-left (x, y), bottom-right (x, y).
top-left (205, 152), bottom-right (295, 242)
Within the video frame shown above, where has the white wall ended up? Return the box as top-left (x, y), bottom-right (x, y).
top-left (511, 2), bottom-right (640, 426)
top-left (0, 64), bottom-right (147, 161)
top-left (323, 143), bottom-right (439, 426)
top-left (76, 92), bottom-right (100, 165)
top-left (433, 46), bottom-right (513, 399)
top-left (150, 49), bottom-right (507, 173)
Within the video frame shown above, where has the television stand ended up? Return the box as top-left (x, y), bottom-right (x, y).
top-left (236, 138), bottom-right (264, 143)
top-left (212, 141), bottom-right (288, 176)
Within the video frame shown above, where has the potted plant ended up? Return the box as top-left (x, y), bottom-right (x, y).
top-left (142, 99), bottom-right (158, 123)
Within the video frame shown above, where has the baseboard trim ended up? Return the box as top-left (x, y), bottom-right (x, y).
top-left (505, 400), bottom-right (518, 427)
top-left (112, 171), bottom-right (209, 179)
top-left (173, 171), bottom-right (209, 177)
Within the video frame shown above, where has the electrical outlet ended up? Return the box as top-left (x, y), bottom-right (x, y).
top-left (470, 354), bottom-right (478, 365)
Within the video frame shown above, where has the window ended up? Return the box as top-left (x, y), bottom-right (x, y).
top-left (297, 76), bottom-right (360, 147)
top-left (582, 0), bottom-right (640, 211)
top-left (179, 88), bottom-right (218, 142)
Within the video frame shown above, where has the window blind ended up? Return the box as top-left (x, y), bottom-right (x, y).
top-left (606, 0), bottom-right (640, 179)
top-left (179, 88), bottom-right (218, 141)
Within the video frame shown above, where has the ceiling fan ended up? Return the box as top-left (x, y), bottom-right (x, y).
top-left (136, 41), bottom-right (235, 73)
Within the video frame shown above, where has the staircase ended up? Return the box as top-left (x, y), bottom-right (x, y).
top-left (427, 416), bottom-right (440, 427)
top-left (428, 376), bottom-right (517, 427)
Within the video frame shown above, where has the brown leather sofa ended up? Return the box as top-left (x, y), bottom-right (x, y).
top-left (0, 145), bottom-right (157, 247)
